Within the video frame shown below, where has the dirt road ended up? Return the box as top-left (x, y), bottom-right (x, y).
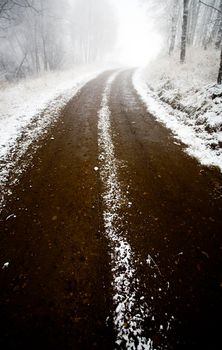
top-left (0, 70), bottom-right (222, 349)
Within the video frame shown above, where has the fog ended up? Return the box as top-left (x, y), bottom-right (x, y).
top-left (0, 0), bottom-right (164, 81)
top-left (2, 0), bottom-right (221, 82)
top-left (113, 0), bottom-right (163, 66)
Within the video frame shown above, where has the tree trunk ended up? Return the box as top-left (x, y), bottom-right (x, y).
top-left (202, 0), bottom-right (217, 49)
top-left (215, 0), bottom-right (222, 49)
top-left (188, 0), bottom-right (200, 46)
top-left (217, 45), bottom-right (222, 83)
top-left (169, 0), bottom-right (179, 55)
top-left (15, 52), bottom-right (27, 79)
top-left (180, 0), bottom-right (190, 63)
top-left (34, 21), bottom-right (40, 73)
top-left (42, 35), bottom-right (48, 71)
top-left (205, 3), bottom-right (220, 48)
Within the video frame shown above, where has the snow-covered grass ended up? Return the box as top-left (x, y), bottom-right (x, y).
top-left (0, 64), bottom-right (106, 209)
top-left (134, 48), bottom-right (222, 172)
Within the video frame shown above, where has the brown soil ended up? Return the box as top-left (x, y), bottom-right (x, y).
top-left (109, 70), bottom-right (222, 350)
top-left (0, 70), bottom-right (222, 350)
top-left (0, 72), bottom-right (115, 350)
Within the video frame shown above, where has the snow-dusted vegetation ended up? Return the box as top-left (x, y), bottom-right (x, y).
top-left (135, 48), bottom-right (222, 171)
top-left (134, 0), bottom-right (222, 171)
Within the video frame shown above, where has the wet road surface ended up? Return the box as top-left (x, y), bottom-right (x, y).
top-left (0, 70), bottom-right (222, 349)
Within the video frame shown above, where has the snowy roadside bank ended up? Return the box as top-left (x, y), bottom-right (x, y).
top-left (0, 65), bottom-right (106, 209)
top-left (0, 65), bottom-right (106, 159)
top-left (133, 49), bottom-right (222, 172)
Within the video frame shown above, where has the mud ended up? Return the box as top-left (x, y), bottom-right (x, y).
top-left (0, 70), bottom-right (222, 349)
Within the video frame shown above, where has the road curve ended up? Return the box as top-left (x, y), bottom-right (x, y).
top-left (0, 70), bottom-right (222, 350)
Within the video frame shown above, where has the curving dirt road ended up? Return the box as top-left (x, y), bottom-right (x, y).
top-left (0, 70), bottom-right (222, 350)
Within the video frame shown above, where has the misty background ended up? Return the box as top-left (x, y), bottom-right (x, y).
top-left (0, 0), bottom-right (222, 82)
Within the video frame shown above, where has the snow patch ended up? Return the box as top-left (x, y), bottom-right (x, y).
top-left (2, 262), bottom-right (9, 269)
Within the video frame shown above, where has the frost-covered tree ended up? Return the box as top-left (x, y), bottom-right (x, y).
top-left (215, 0), bottom-right (222, 49)
top-left (143, 0), bottom-right (222, 82)
top-left (0, 0), bottom-right (69, 80)
top-left (180, 0), bottom-right (190, 63)
top-left (187, 0), bottom-right (200, 45)
top-left (0, 0), bottom-right (117, 80)
top-left (169, 0), bottom-right (180, 55)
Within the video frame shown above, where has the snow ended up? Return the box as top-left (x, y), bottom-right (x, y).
top-left (2, 262), bottom-right (10, 269)
top-left (133, 48), bottom-right (222, 172)
top-left (0, 64), bottom-right (106, 209)
top-left (146, 254), bottom-right (162, 277)
top-left (6, 214), bottom-right (16, 220)
top-left (98, 72), bottom-right (154, 349)
top-left (0, 65), bottom-right (104, 156)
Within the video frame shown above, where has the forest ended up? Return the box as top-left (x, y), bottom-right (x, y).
top-left (0, 0), bottom-right (116, 80)
top-left (0, 0), bottom-right (222, 82)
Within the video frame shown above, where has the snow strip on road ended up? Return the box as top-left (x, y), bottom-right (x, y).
top-left (133, 69), bottom-right (222, 172)
top-left (98, 72), bottom-right (154, 349)
top-left (0, 69), bottom-right (102, 211)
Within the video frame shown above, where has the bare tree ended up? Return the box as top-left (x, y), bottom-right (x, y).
top-left (70, 0), bottom-right (117, 64)
top-left (180, 0), bottom-right (190, 63)
top-left (215, 0), bottom-right (222, 48)
top-left (0, 0), bottom-right (69, 80)
top-left (217, 45), bottom-right (222, 82)
top-left (0, 0), bottom-right (39, 22)
top-left (169, 0), bottom-right (179, 55)
top-left (187, 0), bottom-right (200, 45)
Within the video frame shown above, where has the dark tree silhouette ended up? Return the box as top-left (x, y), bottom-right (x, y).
top-left (180, 0), bottom-right (190, 63)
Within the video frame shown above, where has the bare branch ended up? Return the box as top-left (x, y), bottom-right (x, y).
top-left (199, 0), bottom-right (222, 14)
top-left (11, 0), bottom-right (41, 14)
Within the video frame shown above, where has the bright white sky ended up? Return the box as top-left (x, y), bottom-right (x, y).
top-left (113, 0), bottom-right (163, 67)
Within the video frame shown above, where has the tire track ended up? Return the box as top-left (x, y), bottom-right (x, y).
top-left (107, 70), bottom-right (222, 349)
top-left (98, 72), bottom-right (154, 350)
top-left (0, 72), bottom-right (115, 350)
